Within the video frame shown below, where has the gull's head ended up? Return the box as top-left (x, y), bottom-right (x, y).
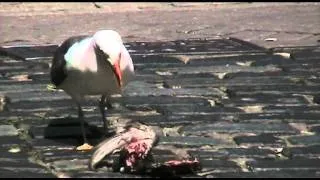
top-left (93, 30), bottom-right (123, 64)
top-left (93, 30), bottom-right (125, 87)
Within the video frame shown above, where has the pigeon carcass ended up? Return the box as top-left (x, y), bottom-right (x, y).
top-left (89, 121), bottom-right (201, 177)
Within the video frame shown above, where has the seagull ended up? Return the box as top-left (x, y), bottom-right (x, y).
top-left (50, 30), bottom-right (135, 151)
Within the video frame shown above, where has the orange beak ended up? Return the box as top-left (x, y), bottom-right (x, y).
top-left (113, 59), bottom-right (122, 87)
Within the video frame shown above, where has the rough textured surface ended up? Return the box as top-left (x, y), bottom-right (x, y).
top-left (0, 2), bottom-right (319, 178)
top-left (1, 3), bottom-right (319, 48)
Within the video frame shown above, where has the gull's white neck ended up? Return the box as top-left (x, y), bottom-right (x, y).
top-left (64, 37), bottom-right (98, 72)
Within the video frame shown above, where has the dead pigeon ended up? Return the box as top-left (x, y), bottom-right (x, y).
top-left (89, 121), bottom-right (201, 177)
top-left (89, 121), bottom-right (158, 172)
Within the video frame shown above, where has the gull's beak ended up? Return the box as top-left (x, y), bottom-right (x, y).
top-left (113, 58), bottom-right (122, 87)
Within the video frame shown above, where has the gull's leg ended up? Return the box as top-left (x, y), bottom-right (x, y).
top-left (99, 95), bottom-right (107, 132)
top-left (76, 103), bottom-right (93, 151)
top-left (105, 96), bottom-right (113, 110)
top-left (78, 103), bottom-right (87, 144)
